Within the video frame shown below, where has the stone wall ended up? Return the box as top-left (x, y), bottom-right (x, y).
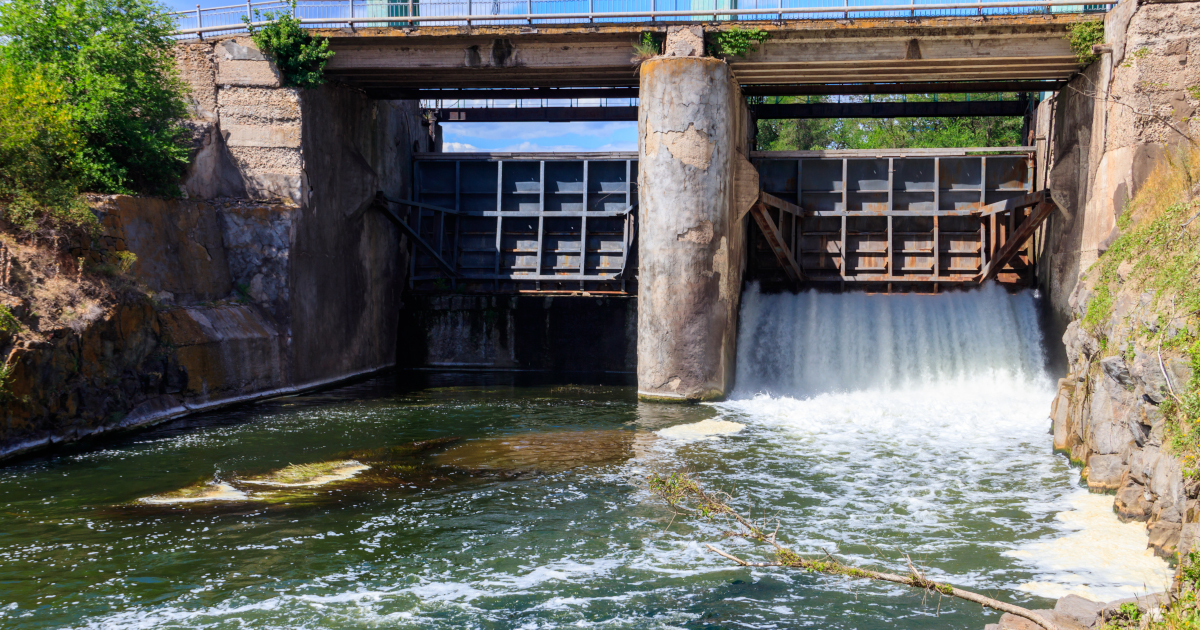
top-left (1052, 275), bottom-right (1196, 559)
top-left (1036, 0), bottom-right (1200, 360)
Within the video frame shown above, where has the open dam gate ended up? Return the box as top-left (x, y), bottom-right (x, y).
top-left (391, 148), bottom-right (1042, 295)
top-left (392, 148), bottom-right (1050, 383)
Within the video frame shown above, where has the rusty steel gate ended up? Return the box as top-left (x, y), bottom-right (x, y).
top-left (390, 149), bottom-right (1045, 294)
top-left (399, 152), bottom-right (638, 293)
top-left (749, 148), bottom-right (1042, 289)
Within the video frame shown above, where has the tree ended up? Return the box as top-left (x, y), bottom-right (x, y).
top-left (0, 0), bottom-right (192, 196)
top-left (0, 64), bottom-right (93, 231)
top-left (756, 94), bottom-right (1026, 151)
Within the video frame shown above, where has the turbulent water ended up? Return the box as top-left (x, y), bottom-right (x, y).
top-left (0, 285), bottom-right (1171, 629)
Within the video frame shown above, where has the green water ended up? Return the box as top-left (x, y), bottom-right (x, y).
top-left (0, 370), bottom-right (1125, 629)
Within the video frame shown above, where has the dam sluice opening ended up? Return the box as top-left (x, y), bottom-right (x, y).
top-left (0, 285), bottom-right (1171, 628)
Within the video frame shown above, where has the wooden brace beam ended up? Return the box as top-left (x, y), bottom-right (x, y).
top-left (979, 198), bottom-right (1055, 282)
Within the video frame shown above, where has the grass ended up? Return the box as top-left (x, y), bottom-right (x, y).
top-left (631, 32), bottom-right (660, 63)
top-left (1079, 145), bottom-right (1200, 473)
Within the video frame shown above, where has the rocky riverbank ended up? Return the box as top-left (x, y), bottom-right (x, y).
top-left (987, 593), bottom-right (1168, 630)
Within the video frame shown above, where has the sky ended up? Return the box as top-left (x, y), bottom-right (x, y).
top-left (440, 121), bottom-right (638, 153)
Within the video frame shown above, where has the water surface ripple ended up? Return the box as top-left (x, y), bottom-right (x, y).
top-left (0, 287), bottom-right (1169, 629)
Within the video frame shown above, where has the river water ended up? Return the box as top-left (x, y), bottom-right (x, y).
top-left (0, 285), bottom-right (1171, 629)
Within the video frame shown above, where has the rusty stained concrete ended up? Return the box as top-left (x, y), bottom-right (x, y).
top-left (309, 14), bottom-right (1093, 91)
top-left (636, 52), bottom-right (753, 402)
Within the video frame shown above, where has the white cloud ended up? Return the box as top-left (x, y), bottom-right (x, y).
top-left (442, 142), bottom-right (480, 152)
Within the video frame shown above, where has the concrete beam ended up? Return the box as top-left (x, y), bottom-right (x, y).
top-left (319, 15), bottom-right (1090, 90)
top-left (425, 99), bottom-right (1030, 122)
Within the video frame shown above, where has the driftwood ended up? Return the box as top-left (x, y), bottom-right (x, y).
top-left (645, 471), bottom-right (1062, 630)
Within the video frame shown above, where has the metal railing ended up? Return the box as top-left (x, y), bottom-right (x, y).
top-left (170, 0), bottom-right (1110, 37)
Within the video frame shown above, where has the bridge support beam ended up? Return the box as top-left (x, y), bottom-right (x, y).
top-left (636, 35), bottom-right (755, 402)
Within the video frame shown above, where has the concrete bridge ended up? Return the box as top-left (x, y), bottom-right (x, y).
top-left (178, 1), bottom-right (1100, 96)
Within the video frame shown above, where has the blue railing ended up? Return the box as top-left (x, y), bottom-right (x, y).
top-left (170, 0), bottom-right (1108, 36)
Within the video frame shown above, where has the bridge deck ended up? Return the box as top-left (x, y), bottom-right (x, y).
top-left (176, 2), bottom-right (1104, 94)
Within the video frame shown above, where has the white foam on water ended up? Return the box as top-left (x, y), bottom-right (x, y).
top-left (138, 483), bottom-right (248, 505)
top-left (1008, 490), bottom-right (1173, 601)
top-left (717, 283), bottom-right (1167, 599)
top-left (655, 419), bottom-right (745, 441)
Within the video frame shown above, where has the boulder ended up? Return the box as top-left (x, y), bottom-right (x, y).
top-left (1086, 454), bottom-right (1126, 491)
top-left (1101, 593), bottom-right (1168, 622)
top-left (1179, 522), bottom-right (1200, 557)
top-left (998, 610), bottom-right (1088, 630)
top-left (1115, 476), bottom-right (1152, 521)
top-left (1148, 521), bottom-right (1182, 558)
top-left (1054, 594), bottom-right (1105, 627)
top-left (1131, 350), bottom-right (1170, 403)
top-left (1101, 355), bottom-right (1134, 389)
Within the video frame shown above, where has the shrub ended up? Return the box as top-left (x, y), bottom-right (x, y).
top-left (1068, 20), bottom-right (1104, 66)
top-left (632, 32), bottom-right (661, 62)
top-left (709, 28), bottom-right (770, 59)
top-left (0, 64), bottom-right (95, 232)
top-left (244, 1), bottom-right (335, 89)
top-left (0, 305), bottom-right (21, 334)
top-left (0, 0), bottom-right (192, 197)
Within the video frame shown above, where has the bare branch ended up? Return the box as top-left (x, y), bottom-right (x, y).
top-left (646, 471), bottom-right (1063, 630)
top-left (1060, 76), bottom-right (1196, 146)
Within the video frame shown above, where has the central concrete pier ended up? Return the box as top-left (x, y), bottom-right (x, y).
top-left (636, 27), bottom-right (757, 402)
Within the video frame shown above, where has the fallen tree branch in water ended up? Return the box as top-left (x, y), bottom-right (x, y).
top-left (645, 471), bottom-right (1062, 630)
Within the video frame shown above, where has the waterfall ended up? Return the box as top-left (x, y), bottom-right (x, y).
top-left (733, 283), bottom-right (1047, 398)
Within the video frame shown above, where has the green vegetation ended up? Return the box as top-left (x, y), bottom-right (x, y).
top-left (0, 0), bottom-right (191, 198)
top-left (0, 0), bottom-right (191, 232)
top-left (1079, 146), bottom-right (1200, 474)
top-left (0, 305), bottom-right (21, 335)
top-left (1104, 550), bottom-right (1200, 629)
top-left (1068, 19), bottom-right (1105, 66)
top-left (756, 94), bottom-right (1025, 150)
top-left (0, 360), bottom-right (14, 402)
top-left (244, 1), bottom-right (335, 89)
top-left (90, 249), bottom-right (139, 277)
top-left (632, 32), bottom-right (662, 61)
top-left (709, 28), bottom-right (770, 58)
top-left (0, 65), bottom-right (94, 232)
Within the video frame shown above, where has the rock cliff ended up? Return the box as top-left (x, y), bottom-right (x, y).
top-left (1050, 156), bottom-right (1199, 560)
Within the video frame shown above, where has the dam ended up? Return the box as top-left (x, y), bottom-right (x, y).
top-left (0, 0), bottom-right (1196, 626)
